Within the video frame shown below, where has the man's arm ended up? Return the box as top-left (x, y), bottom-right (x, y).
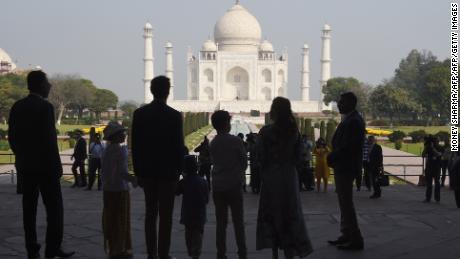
top-left (131, 110), bottom-right (141, 177)
top-left (7, 105), bottom-right (17, 153)
top-left (45, 103), bottom-right (63, 176)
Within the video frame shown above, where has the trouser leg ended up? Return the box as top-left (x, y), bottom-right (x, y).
top-left (143, 181), bottom-right (159, 258)
top-left (158, 181), bottom-right (176, 258)
top-left (335, 173), bottom-right (363, 243)
top-left (213, 191), bottom-right (228, 259)
top-left (441, 161), bottom-right (448, 186)
top-left (96, 160), bottom-right (102, 190)
top-left (355, 172), bottom-right (362, 190)
top-left (371, 170), bottom-right (381, 196)
top-left (71, 162), bottom-right (79, 186)
top-left (229, 189), bottom-right (247, 258)
top-left (434, 169), bottom-right (441, 201)
top-left (87, 159), bottom-right (96, 189)
top-left (40, 177), bottom-right (64, 255)
top-left (425, 171), bottom-right (433, 201)
top-left (79, 160), bottom-right (87, 186)
top-left (22, 176), bottom-right (40, 256)
top-left (185, 226), bottom-right (204, 258)
top-left (363, 163), bottom-right (371, 190)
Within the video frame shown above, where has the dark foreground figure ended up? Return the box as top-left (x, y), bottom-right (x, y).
top-left (327, 92), bottom-right (365, 250)
top-left (256, 97), bottom-right (313, 258)
top-left (8, 70), bottom-right (74, 259)
top-left (132, 76), bottom-right (185, 259)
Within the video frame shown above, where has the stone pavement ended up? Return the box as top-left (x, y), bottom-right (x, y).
top-left (0, 181), bottom-right (459, 259)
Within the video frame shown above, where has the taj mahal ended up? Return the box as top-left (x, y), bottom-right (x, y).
top-left (143, 0), bottom-right (333, 113)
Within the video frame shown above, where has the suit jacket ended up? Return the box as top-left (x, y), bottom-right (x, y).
top-left (8, 94), bottom-right (63, 177)
top-left (327, 110), bottom-right (365, 176)
top-left (131, 100), bottom-right (185, 180)
top-left (368, 144), bottom-right (383, 172)
top-left (72, 137), bottom-right (87, 161)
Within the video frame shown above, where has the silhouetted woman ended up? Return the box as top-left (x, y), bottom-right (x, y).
top-left (256, 97), bottom-right (313, 259)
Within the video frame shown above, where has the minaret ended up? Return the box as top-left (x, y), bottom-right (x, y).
top-left (165, 41), bottom-right (174, 101)
top-left (320, 24), bottom-right (332, 110)
top-left (143, 22), bottom-right (154, 104)
top-left (301, 44), bottom-right (310, 102)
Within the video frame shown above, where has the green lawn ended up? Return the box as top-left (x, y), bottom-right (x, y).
top-left (185, 125), bottom-right (213, 151)
top-left (380, 140), bottom-right (424, 156)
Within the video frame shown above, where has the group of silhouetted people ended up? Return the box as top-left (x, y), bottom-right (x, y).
top-left (7, 71), bottom-right (460, 259)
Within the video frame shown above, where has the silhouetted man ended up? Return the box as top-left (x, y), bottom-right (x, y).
top-left (327, 92), bottom-right (365, 250)
top-left (368, 136), bottom-right (383, 199)
top-left (8, 70), bottom-right (74, 259)
top-left (132, 76), bottom-right (185, 259)
top-left (71, 130), bottom-right (87, 187)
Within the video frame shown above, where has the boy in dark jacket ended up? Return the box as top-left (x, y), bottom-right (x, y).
top-left (176, 155), bottom-right (209, 259)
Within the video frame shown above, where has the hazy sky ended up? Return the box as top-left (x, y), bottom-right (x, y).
top-left (0, 0), bottom-right (449, 103)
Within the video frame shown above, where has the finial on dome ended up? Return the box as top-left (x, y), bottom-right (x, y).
top-left (236, 0), bottom-right (240, 5)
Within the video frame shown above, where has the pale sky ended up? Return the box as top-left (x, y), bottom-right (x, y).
top-left (0, 0), bottom-right (450, 103)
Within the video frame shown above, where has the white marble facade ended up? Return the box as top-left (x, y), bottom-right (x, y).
top-left (144, 1), bottom-right (332, 113)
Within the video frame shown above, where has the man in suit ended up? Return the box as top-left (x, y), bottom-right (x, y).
top-left (368, 136), bottom-right (383, 199)
top-left (132, 76), bottom-right (185, 259)
top-left (8, 70), bottom-right (74, 259)
top-left (327, 92), bottom-right (365, 250)
top-left (71, 130), bottom-right (87, 187)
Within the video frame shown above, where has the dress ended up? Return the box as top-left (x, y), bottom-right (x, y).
top-left (256, 125), bottom-right (313, 257)
top-left (313, 147), bottom-right (330, 180)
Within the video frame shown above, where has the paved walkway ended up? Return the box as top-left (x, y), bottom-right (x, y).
top-left (0, 181), bottom-right (459, 259)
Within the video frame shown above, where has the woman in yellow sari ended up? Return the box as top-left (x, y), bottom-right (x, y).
top-left (313, 138), bottom-right (331, 192)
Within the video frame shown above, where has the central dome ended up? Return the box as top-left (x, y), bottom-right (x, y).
top-left (214, 3), bottom-right (262, 52)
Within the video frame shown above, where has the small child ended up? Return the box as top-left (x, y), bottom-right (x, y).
top-left (176, 155), bottom-right (209, 259)
top-left (101, 121), bottom-right (137, 259)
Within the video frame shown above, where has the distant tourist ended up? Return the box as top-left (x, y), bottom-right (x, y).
top-left (8, 70), bottom-right (74, 259)
top-left (441, 142), bottom-right (451, 188)
top-left (299, 134), bottom-right (314, 191)
top-left (327, 92), bottom-right (365, 250)
top-left (131, 76), bottom-right (185, 259)
top-left (367, 136), bottom-right (383, 199)
top-left (448, 151), bottom-right (460, 208)
top-left (256, 97), bottom-right (313, 258)
top-left (237, 132), bottom-right (248, 192)
top-left (362, 137), bottom-right (371, 191)
top-left (194, 136), bottom-right (212, 190)
top-left (313, 137), bottom-right (330, 192)
top-left (101, 121), bottom-right (137, 259)
top-left (422, 135), bottom-right (442, 203)
top-left (71, 130), bottom-right (87, 188)
top-left (247, 133), bottom-right (261, 193)
top-left (175, 155), bottom-right (209, 259)
top-left (209, 110), bottom-right (248, 259)
top-left (87, 133), bottom-right (104, 190)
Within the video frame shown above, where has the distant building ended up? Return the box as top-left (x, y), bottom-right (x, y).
top-left (0, 48), bottom-right (17, 74)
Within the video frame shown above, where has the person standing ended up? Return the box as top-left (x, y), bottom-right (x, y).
top-left (247, 133), bottom-right (261, 194)
top-left (422, 135), bottom-right (442, 203)
top-left (256, 97), bottom-right (313, 259)
top-left (313, 137), bottom-right (330, 193)
top-left (299, 134), bottom-right (314, 191)
top-left (448, 151), bottom-right (460, 208)
top-left (131, 76), bottom-right (185, 259)
top-left (327, 92), bottom-right (365, 250)
top-left (441, 142), bottom-right (451, 187)
top-left (175, 155), bottom-right (209, 259)
top-left (194, 136), bottom-right (212, 191)
top-left (209, 110), bottom-right (248, 259)
top-left (367, 136), bottom-right (383, 199)
top-left (87, 133), bottom-right (104, 190)
top-left (362, 137), bottom-right (371, 191)
top-left (8, 70), bottom-right (74, 259)
top-left (71, 130), bottom-right (87, 188)
top-left (101, 121), bottom-right (137, 259)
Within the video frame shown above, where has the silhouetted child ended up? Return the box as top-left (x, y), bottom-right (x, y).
top-left (101, 121), bottom-right (137, 259)
top-left (176, 155), bottom-right (209, 259)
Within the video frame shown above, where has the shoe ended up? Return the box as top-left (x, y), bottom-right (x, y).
top-left (45, 249), bottom-right (75, 258)
top-left (369, 194), bottom-right (381, 199)
top-left (328, 237), bottom-right (349, 246)
top-left (336, 242), bottom-right (364, 250)
top-left (423, 199), bottom-right (431, 203)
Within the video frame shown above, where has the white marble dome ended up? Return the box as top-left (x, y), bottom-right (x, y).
top-left (259, 40), bottom-right (274, 52)
top-left (214, 3), bottom-right (262, 52)
top-left (0, 48), bottom-right (16, 71)
top-left (202, 39), bottom-right (217, 51)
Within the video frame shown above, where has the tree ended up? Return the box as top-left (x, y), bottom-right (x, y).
top-left (420, 61), bottom-right (450, 123)
top-left (322, 77), bottom-right (370, 114)
top-left (49, 75), bottom-right (81, 125)
top-left (0, 74), bottom-right (27, 124)
top-left (67, 79), bottom-right (96, 123)
top-left (88, 88), bottom-right (118, 122)
top-left (119, 101), bottom-right (139, 120)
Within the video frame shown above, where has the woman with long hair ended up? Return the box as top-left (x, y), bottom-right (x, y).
top-left (256, 97), bottom-right (313, 259)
